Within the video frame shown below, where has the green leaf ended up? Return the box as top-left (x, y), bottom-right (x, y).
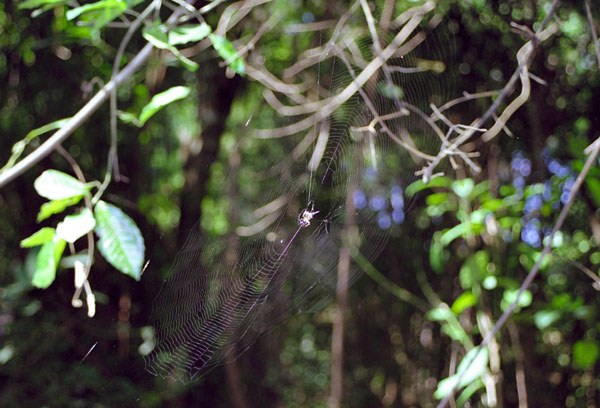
top-left (534, 310), bottom-right (561, 330)
top-left (452, 179), bottom-right (474, 198)
top-left (209, 34), bottom-right (245, 75)
top-left (56, 208), bottom-right (96, 243)
top-left (94, 201), bottom-right (145, 280)
top-left (138, 86), bottom-right (191, 126)
top-left (34, 170), bottom-right (91, 200)
top-left (37, 196), bottom-right (83, 222)
top-left (481, 198), bottom-right (504, 211)
top-left (435, 347), bottom-right (489, 399)
top-left (32, 236), bottom-right (66, 288)
top-left (501, 288), bottom-right (532, 312)
top-left (425, 192), bottom-right (449, 206)
top-left (168, 24), bottom-right (212, 45)
top-left (573, 340), bottom-right (599, 369)
top-left (406, 176), bottom-right (451, 197)
top-left (143, 25), bottom-right (199, 71)
top-left (20, 227), bottom-right (56, 248)
top-left (459, 251), bottom-right (489, 289)
top-left (451, 291), bottom-right (477, 314)
top-left (440, 223), bottom-right (470, 246)
top-left (0, 117), bottom-right (71, 175)
top-left (429, 234), bottom-right (445, 274)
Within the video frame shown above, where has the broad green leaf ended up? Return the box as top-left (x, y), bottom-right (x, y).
top-left (0, 117), bottom-right (70, 175)
top-left (56, 208), bottom-right (96, 243)
top-left (65, 0), bottom-right (140, 38)
top-left (94, 201), bottom-right (145, 280)
top-left (452, 178), bottom-right (474, 198)
top-left (34, 170), bottom-right (91, 200)
top-left (37, 196), bottom-right (83, 222)
top-left (66, 0), bottom-right (122, 20)
top-left (32, 236), bottom-right (66, 288)
top-left (138, 86), bottom-right (191, 126)
top-left (573, 340), bottom-right (599, 369)
top-left (435, 347), bottom-right (489, 399)
top-left (406, 176), bottom-right (451, 197)
top-left (209, 34), bottom-right (245, 75)
top-left (20, 227), bottom-right (56, 248)
top-left (451, 291), bottom-right (477, 314)
top-left (168, 24), bottom-right (211, 45)
top-left (143, 25), bottom-right (199, 71)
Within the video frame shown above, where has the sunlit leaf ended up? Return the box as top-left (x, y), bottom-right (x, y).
top-left (20, 227), bottom-right (56, 248)
top-left (451, 291), bottom-right (477, 314)
top-left (534, 309), bottom-right (561, 329)
top-left (440, 223), bottom-right (469, 246)
top-left (501, 288), bottom-right (532, 312)
top-left (94, 201), bottom-right (145, 280)
top-left (435, 347), bottom-right (489, 399)
top-left (452, 178), bottom-right (474, 198)
top-left (32, 236), bottom-right (66, 288)
top-left (143, 25), bottom-right (199, 71)
top-left (405, 176), bottom-right (451, 197)
top-left (138, 86), bottom-right (191, 126)
top-left (117, 111), bottom-right (140, 126)
top-left (56, 208), bottom-right (96, 243)
top-left (168, 24), bottom-right (211, 45)
top-left (34, 170), bottom-right (91, 200)
top-left (425, 192), bottom-right (449, 206)
top-left (573, 340), bottom-right (599, 369)
top-left (37, 196), bottom-right (83, 222)
top-left (209, 34), bottom-right (245, 75)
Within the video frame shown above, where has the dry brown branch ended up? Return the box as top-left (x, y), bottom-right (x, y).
top-left (421, 20), bottom-right (558, 183)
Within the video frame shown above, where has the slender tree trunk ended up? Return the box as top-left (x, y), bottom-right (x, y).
top-left (329, 245), bottom-right (350, 408)
top-left (329, 175), bottom-right (357, 408)
top-left (177, 65), bottom-right (243, 246)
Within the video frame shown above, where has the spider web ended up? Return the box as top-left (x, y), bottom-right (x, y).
top-left (144, 2), bottom-right (456, 382)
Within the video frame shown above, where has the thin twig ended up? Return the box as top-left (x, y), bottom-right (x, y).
top-left (421, 13), bottom-right (558, 183)
top-left (97, 0), bottom-right (160, 204)
top-left (55, 145), bottom-right (96, 315)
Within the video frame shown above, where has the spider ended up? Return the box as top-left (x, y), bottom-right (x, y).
top-left (298, 204), bottom-right (319, 228)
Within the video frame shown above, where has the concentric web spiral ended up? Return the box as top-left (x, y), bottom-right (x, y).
top-left (144, 2), bottom-right (457, 382)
